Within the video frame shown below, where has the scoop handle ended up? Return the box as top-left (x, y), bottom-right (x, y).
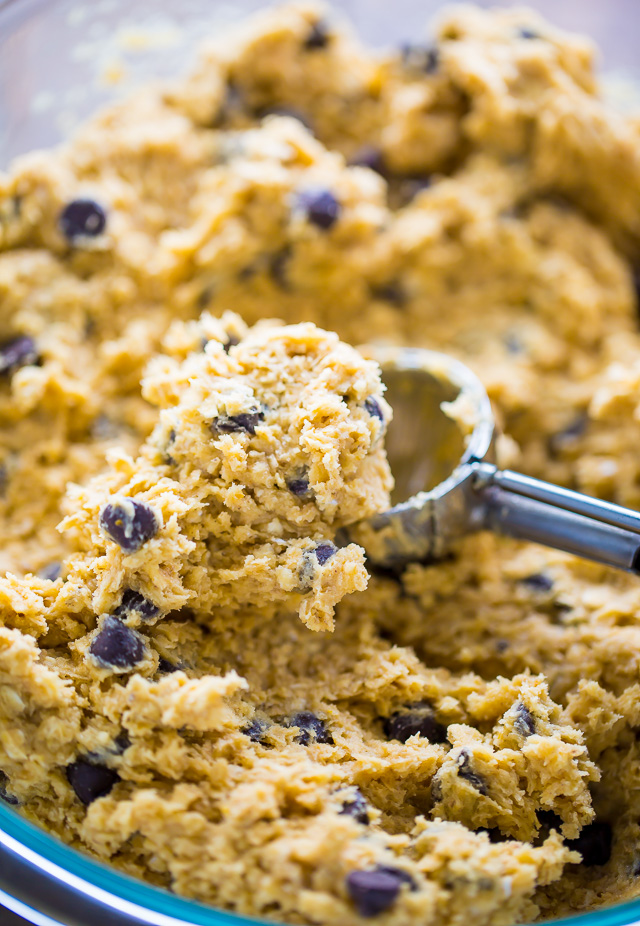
top-left (474, 464), bottom-right (640, 573)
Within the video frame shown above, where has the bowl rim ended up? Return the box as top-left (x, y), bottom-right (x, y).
top-left (1, 800), bottom-right (640, 926)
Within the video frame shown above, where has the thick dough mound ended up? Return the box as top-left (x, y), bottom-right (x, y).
top-left (59, 314), bottom-right (392, 632)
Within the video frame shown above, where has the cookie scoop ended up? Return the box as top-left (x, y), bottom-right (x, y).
top-left (352, 347), bottom-right (640, 573)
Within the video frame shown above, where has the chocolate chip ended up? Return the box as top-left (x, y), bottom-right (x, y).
top-left (400, 43), bottom-right (439, 74)
top-left (0, 771), bottom-right (18, 806)
top-left (383, 702), bottom-right (448, 744)
top-left (375, 867), bottom-right (416, 890)
top-left (198, 286), bottom-right (214, 309)
top-left (339, 788), bottom-right (370, 825)
top-left (566, 821), bottom-right (613, 867)
top-left (370, 282), bottom-right (407, 308)
top-left (213, 79), bottom-right (245, 127)
top-left (66, 758), bottom-right (119, 805)
top-left (504, 333), bottom-right (524, 355)
top-left (349, 146), bottom-right (387, 176)
top-left (364, 396), bottom-right (385, 423)
top-left (38, 561), bottom-right (62, 582)
top-left (513, 702), bottom-right (536, 737)
top-left (269, 248), bottom-right (291, 289)
top-left (517, 26), bottom-right (540, 39)
top-left (99, 498), bottom-right (159, 555)
top-left (456, 749), bottom-right (487, 794)
top-left (287, 474), bottom-right (311, 497)
top-left (314, 541), bottom-right (337, 566)
top-left (520, 573), bottom-right (553, 592)
top-left (242, 719), bottom-right (269, 743)
top-left (59, 199), bottom-right (107, 241)
top-left (295, 189), bottom-right (341, 230)
top-left (212, 410), bottom-right (265, 435)
top-left (89, 615), bottom-right (146, 671)
top-left (113, 732), bottom-right (131, 754)
top-left (0, 335), bottom-right (39, 375)
top-left (113, 588), bottom-right (160, 621)
top-left (298, 543), bottom-right (337, 590)
top-left (304, 20), bottom-right (331, 50)
top-left (548, 413), bottom-right (588, 458)
top-left (289, 710), bottom-right (333, 745)
top-left (222, 335), bottom-right (240, 352)
top-left (396, 175), bottom-right (432, 206)
top-left (157, 656), bottom-right (179, 674)
top-left (346, 866), bottom-right (413, 917)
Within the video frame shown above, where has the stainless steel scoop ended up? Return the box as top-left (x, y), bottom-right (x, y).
top-left (352, 347), bottom-right (640, 574)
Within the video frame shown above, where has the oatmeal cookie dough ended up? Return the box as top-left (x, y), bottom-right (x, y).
top-left (60, 315), bottom-right (391, 633)
top-left (2, 3), bottom-right (640, 925)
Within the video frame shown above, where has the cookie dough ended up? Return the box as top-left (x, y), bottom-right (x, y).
top-left (1, 3), bottom-right (640, 925)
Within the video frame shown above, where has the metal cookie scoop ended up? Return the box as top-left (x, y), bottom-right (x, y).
top-left (351, 347), bottom-right (640, 574)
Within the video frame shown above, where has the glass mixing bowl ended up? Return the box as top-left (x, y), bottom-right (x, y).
top-left (1, 0), bottom-right (640, 924)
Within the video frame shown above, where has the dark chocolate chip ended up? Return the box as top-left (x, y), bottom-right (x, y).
top-left (400, 43), bottom-right (439, 74)
top-left (214, 79), bottom-right (245, 126)
top-left (289, 710), bottom-right (334, 745)
top-left (346, 866), bottom-right (412, 917)
top-left (59, 199), bottom-right (107, 241)
top-left (242, 718), bottom-right (269, 743)
top-left (0, 335), bottom-right (39, 375)
top-left (339, 788), bottom-right (370, 825)
top-left (99, 498), bottom-right (159, 555)
top-left (269, 248), bottom-right (291, 289)
top-left (89, 615), bottom-right (146, 671)
top-left (0, 771), bottom-right (19, 806)
top-left (66, 758), bottom-right (120, 805)
top-left (520, 573), bottom-right (553, 593)
top-left (304, 20), bottom-right (331, 50)
top-left (375, 867), bottom-right (416, 890)
top-left (295, 189), bottom-right (341, 230)
top-left (566, 821), bottom-right (613, 867)
top-left (383, 702), bottom-right (448, 744)
top-left (298, 543), bottom-right (337, 589)
top-left (314, 541), bottom-right (337, 566)
top-left (396, 175), bottom-right (432, 206)
top-left (513, 702), bottom-right (536, 737)
top-left (157, 656), bottom-right (179, 674)
top-left (370, 282), bottom-right (407, 308)
top-left (198, 286), bottom-right (214, 309)
top-left (212, 410), bottom-right (265, 435)
top-left (349, 146), bottom-right (387, 176)
top-left (287, 475), bottom-right (311, 497)
top-left (38, 561), bottom-right (62, 582)
top-left (504, 333), bottom-right (524, 355)
top-left (364, 396), bottom-right (385, 423)
top-left (223, 335), bottom-right (240, 352)
top-left (113, 731), bottom-right (131, 754)
top-left (113, 588), bottom-right (160, 621)
top-left (456, 749), bottom-right (488, 795)
top-left (548, 413), bottom-right (588, 458)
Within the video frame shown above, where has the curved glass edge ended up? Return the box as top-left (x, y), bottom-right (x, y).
top-left (2, 801), bottom-right (640, 926)
top-left (0, 801), bottom-right (275, 926)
